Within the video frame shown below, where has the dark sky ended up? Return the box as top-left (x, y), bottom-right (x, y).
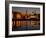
top-left (12, 7), bottom-right (40, 14)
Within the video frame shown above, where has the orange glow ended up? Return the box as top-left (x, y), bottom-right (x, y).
top-left (16, 14), bottom-right (21, 19)
top-left (12, 11), bottom-right (40, 27)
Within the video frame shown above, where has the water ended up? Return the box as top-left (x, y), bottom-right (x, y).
top-left (12, 25), bottom-right (40, 31)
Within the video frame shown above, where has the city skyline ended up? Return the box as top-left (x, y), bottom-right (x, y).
top-left (12, 7), bottom-right (40, 31)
